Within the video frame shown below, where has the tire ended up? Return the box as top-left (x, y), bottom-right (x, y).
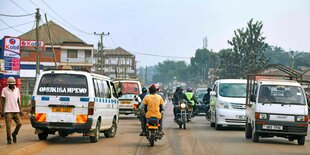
top-left (298, 136), bottom-right (305, 145)
top-left (38, 132), bottom-right (48, 140)
top-left (104, 118), bottom-right (117, 138)
top-left (252, 132), bottom-right (259, 143)
top-left (90, 120), bottom-right (101, 143)
top-left (149, 130), bottom-right (155, 146)
top-left (245, 119), bottom-right (252, 139)
top-left (183, 116), bottom-right (187, 129)
top-left (215, 123), bottom-right (222, 130)
top-left (58, 130), bottom-right (69, 138)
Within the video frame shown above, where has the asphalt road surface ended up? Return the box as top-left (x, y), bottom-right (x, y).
top-left (1, 102), bottom-right (310, 155)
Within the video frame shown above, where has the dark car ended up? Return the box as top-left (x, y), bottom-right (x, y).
top-left (193, 88), bottom-right (209, 115)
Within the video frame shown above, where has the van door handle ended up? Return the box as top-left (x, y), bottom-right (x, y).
top-left (48, 104), bottom-right (75, 108)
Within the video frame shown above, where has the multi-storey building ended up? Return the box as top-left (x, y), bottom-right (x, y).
top-left (94, 47), bottom-right (137, 79)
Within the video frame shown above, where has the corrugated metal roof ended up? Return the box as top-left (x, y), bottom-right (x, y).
top-left (104, 47), bottom-right (134, 56)
top-left (19, 20), bottom-right (87, 45)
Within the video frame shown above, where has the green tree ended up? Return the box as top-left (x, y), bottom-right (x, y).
top-left (152, 60), bottom-right (189, 84)
top-left (190, 48), bottom-right (219, 83)
top-left (226, 19), bottom-right (268, 78)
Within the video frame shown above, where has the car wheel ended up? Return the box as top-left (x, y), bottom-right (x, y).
top-left (252, 130), bottom-right (259, 143)
top-left (38, 131), bottom-right (48, 140)
top-left (245, 119), bottom-right (252, 139)
top-left (90, 120), bottom-right (101, 143)
top-left (104, 118), bottom-right (117, 138)
top-left (298, 136), bottom-right (305, 145)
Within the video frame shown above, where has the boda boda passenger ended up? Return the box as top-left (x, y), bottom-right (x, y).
top-left (140, 85), bottom-right (164, 136)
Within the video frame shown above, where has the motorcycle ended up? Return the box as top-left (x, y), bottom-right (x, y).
top-left (186, 104), bottom-right (194, 122)
top-left (145, 117), bottom-right (162, 146)
top-left (175, 99), bottom-right (190, 129)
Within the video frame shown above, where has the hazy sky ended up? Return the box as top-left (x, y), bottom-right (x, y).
top-left (1, 0), bottom-right (309, 67)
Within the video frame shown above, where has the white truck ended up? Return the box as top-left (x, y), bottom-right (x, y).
top-left (245, 64), bottom-right (308, 145)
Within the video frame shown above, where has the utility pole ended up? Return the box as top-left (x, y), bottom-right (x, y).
top-left (94, 32), bottom-right (110, 75)
top-left (35, 8), bottom-right (41, 79)
top-left (44, 14), bottom-right (57, 68)
top-left (290, 51), bottom-right (294, 69)
top-left (145, 66), bottom-right (148, 85)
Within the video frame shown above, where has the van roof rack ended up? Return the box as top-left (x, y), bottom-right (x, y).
top-left (44, 65), bottom-right (91, 73)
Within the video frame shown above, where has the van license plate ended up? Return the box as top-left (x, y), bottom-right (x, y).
top-left (262, 125), bottom-right (283, 130)
top-left (121, 101), bottom-right (131, 104)
top-left (52, 107), bottom-right (72, 113)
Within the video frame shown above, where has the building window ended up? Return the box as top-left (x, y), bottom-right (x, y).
top-left (43, 48), bottom-right (54, 58)
top-left (67, 49), bottom-right (78, 58)
top-left (85, 50), bottom-right (91, 58)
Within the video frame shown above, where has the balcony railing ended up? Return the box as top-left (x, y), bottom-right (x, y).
top-left (60, 57), bottom-right (93, 64)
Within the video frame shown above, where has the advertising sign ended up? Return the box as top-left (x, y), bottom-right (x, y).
top-left (21, 40), bottom-right (45, 51)
top-left (1, 36), bottom-right (21, 77)
top-left (4, 37), bottom-right (21, 54)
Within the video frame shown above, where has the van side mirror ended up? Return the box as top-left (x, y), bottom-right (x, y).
top-left (210, 91), bottom-right (216, 96)
top-left (250, 94), bottom-right (256, 102)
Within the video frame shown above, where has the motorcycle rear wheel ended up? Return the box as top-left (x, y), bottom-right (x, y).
top-left (149, 130), bottom-right (155, 146)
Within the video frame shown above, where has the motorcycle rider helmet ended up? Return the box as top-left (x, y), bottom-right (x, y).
top-left (149, 85), bottom-right (157, 94)
top-left (186, 87), bottom-right (192, 92)
top-left (142, 87), bottom-right (147, 93)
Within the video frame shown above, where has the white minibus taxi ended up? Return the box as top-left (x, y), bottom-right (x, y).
top-left (30, 70), bottom-right (119, 143)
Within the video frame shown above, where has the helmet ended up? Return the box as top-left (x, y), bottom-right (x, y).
top-left (149, 85), bottom-right (157, 94)
top-left (207, 88), bottom-right (212, 92)
top-left (186, 87), bottom-right (192, 92)
top-left (142, 87), bottom-right (147, 93)
top-left (151, 84), bottom-right (159, 91)
top-left (7, 77), bottom-right (16, 84)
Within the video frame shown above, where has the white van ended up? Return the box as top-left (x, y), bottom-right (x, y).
top-left (114, 80), bottom-right (142, 115)
top-left (30, 70), bottom-right (119, 143)
top-left (245, 80), bottom-right (308, 145)
top-left (210, 79), bottom-right (247, 130)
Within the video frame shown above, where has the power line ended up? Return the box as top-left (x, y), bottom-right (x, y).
top-left (10, 0), bottom-right (30, 14)
top-left (41, 0), bottom-right (93, 35)
top-left (108, 36), bottom-right (117, 47)
top-left (28, 0), bottom-right (80, 35)
top-left (132, 51), bottom-right (191, 59)
top-left (0, 20), bottom-right (35, 31)
top-left (0, 18), bottom-right (23, 33)
top-left (0, 13), bottom-right (35, 17)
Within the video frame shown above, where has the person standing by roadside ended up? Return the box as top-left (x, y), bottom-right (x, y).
top-left (1, 77), bottom-right (22, 144)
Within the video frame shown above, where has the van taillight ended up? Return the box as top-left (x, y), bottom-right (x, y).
top-left (30, 100), bottom-right (36, 114)
top-left (88, 102), bottom-right (95, 115)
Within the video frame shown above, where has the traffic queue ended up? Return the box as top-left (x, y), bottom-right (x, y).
top-left (1, 64), bottom-right (309, 147)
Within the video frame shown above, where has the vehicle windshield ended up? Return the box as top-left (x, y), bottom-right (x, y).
top-left (115, 82), bottom-right (140, 95)
top-left (195, 90), bottom-right (208, 101)
top-left (219, 83), bottom-right (246, 98)
top-left (37, 74), bottom-right (88, 96)
top-left (258, 85), bottom-right (305, 105)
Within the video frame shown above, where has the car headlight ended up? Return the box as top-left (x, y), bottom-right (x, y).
top-left (180, 103), bottom-right (186, 109)
top-left (296, 115), bottom-right (308, 122)
top-left (255, 113), bottom-right (268, 120)
top-left (216, 102), bottom-right (230, 109)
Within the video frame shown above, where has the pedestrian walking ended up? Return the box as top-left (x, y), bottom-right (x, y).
top-left (1, 77), bottom-right (22, 144)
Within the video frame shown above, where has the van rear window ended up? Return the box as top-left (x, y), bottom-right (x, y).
top-left (37, 74), bottom-right (88, 96)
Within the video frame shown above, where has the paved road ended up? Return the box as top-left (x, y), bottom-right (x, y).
top-left (1, 103), bottom-right (310, 155)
